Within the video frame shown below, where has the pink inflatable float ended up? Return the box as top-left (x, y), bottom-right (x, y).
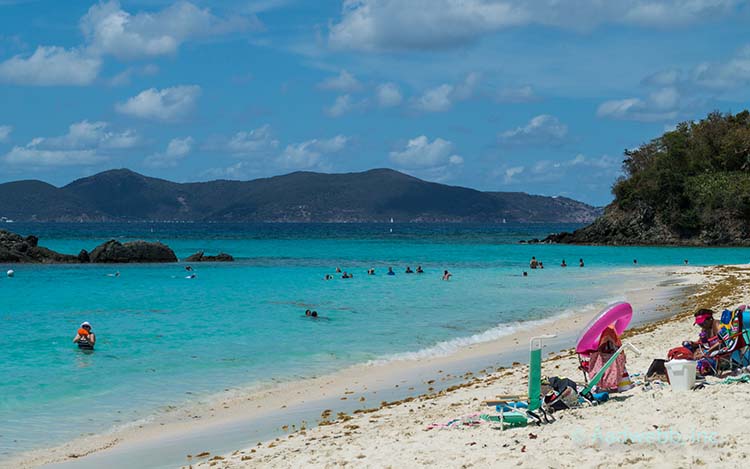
top-left (575, 302), bottom-right (633, 353)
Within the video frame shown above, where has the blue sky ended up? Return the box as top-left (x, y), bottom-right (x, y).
top-left (0, 0), bottom-right (748, 205)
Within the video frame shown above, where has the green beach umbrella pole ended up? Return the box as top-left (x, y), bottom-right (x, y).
top-left (528, 334), bottom-right (556, 411)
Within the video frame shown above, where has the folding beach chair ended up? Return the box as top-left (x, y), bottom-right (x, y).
top-left (707, 305), bottom-right (750, 375)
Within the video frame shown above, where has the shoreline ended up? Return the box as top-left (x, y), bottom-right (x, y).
top-left (194, 264), bottom-right (750, 468)
top-left (5, 266), bottom-right (705, 469)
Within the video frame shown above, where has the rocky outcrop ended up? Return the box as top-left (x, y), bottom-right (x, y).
top-left (538, 204), bottom-right (750, 246)
top-left (1, 230), bottom-right (180, 263)
top-left (88, 240), bottom-right (178, 263)
top-left (184, 251), bottom-right (234, 262)
top-left (0, 230), bottom-right (79, 263)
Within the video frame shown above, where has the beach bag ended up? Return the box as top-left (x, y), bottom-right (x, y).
top-left (667, 347), bottom-right (693, 361)
top-left (543, 377), bottom-right (579, 411)
top-left (646, 358), bottom-right (669, 383)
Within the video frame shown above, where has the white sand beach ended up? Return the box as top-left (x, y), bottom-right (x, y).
top-left (188, 265), bottom-right (750, 469)
top-left (10, 265), bottom-right (750, 469)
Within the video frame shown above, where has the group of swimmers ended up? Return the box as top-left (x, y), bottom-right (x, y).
top-left (529, 256), bottom-right (585, 270)
top-left (326, 265), bottom-right (451, 280)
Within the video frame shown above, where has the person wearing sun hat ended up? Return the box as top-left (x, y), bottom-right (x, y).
top-left (694, 309), bottom-right (720, 340)
top-left (73, 321), bottom-right (96, 350)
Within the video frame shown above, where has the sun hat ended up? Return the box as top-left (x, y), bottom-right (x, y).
top-left (694, 313), bottom-right (712, 325)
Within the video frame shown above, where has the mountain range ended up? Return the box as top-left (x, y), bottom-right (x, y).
top-left (0, 168), bottom-right (602, 223)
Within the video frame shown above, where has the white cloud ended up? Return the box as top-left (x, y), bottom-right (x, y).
top-left (412, 73), bottom-right (479, 112)
top-left (496, 84), bottom-right (537, 103)
top-left (503, 166), bottom-right (524, 184)
top-left (531, 154), bottom-right (620, 175)
top-left (108, 64), bottom-right (159, 86)
top-left (691, 45), bottom-right (750, 89)
top-left (277, 135), bottom-right (349, 170)
top-left (0, 125), bottom-right (11, 142)
top-left (325, 94), bottom-right (355, 117)
top-left (226, 124), bottom-right (279, 157)
top-left (597, 87), bottom-right (681, 122)
top-left (389, 136), bottom-right (463, 169)
top-left (329, 0), bottom-right (739, 51)
top-left (203, 161), bottom-right (252, 180)
top-left (317, 70), bottom-right (362, 92)
top-left (0, 46), bottom-right (101, 86)
top-left (4, 147), bottom-right (99, 167)
top-left (144, 136), bottom-right (194, 168)
top-left (499, 115), bottom-right (568, 145)
top-left (43, 120), bottom-right (140, 150)
top-left (2, 120), bottom-right (137, 167)
top-left (376, 82), bottom-right (402, 107)
top-left (116, 85), bottom-right (201, 121)
top-left (81, 0), bottom-right (254, 60)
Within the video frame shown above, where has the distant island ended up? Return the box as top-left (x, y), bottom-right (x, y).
top-left (0, 168), bottom-right (600, 223)
top-left (543, 110), bottom-right (750, 246)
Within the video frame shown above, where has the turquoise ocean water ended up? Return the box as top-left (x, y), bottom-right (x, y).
top-left (1, 222), bottom-right (749, 459)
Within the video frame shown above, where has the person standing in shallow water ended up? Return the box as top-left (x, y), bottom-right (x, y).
top-left (561, 260), bottom-right (567, 267)
top-left (529, 256), bottom-right (538, 269)
top-left (73, 322), bottom-right (95, 350)
top-left (579, 258), bottom-right (585, 267)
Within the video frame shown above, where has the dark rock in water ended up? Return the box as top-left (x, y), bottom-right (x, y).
top-left (184, 251), bottom-right (234, 262)
top-left (89, 239), bottom-right (178, 263)
top-left (0, 229), bottom-right (79, 263)
top-left (78, 249), bottom-right (90, 263)
top-left (25, 235), bottom-right (38, 247)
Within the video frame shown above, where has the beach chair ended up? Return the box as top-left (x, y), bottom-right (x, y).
top-left (707, 305), bottom-right (750, 375)
top-left (579, 342), bottom-right (641, 400)
top-left (576, 302), bottom-right (633, 386)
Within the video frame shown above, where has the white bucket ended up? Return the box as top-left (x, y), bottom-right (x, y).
top-left (665, 359), bottom-right (697, 391)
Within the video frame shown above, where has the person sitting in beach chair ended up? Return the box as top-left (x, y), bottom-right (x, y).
top-left (585, 326), bottom-right (634, 392)
top-left (693, 306), bottom-right (750, 375)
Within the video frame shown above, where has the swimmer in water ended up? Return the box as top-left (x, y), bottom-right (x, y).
top-left (634, 259), bottom-right (638, 265)
top-left (579, 258), bottom-right (585, 268)
top-left (305, 309), bottom-right (312, 316)
top-left (529, 256), bottom-right (538, 269)
top-left (325, 274), bottom-right (333, 280)
top-left (523, 271), bottom-right (528, 277)
top-left (311, 311), bottom-right (318, 318)
top-left (185, 265), bottom-right (193, 272)
top-left (367, 268), bottom-right (375, 275)
top-left (387, 267), bottom-right (395, 276)
top-left (442, 270), bottom-right (452, 281)
top-left (186, 274), bottom-right (197, 279)
top-left (335, 267), bottom-right (342, 273)
top-left (73, 322), bottom-right (95, 350)
top-left (561, 260), bottom-right (567, 267)
top-left (405, 266), bottom-right (414, 274)
top-left (416, 265), bottom-right (424, 274)
top-left (539, 262), bottom-right (544, 269)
